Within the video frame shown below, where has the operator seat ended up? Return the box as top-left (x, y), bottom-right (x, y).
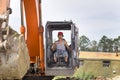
top-left (50, 44), bottom-right (71, 67)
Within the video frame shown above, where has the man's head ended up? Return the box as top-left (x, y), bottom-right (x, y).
top-left (58, 32), bottom-right (64, 39)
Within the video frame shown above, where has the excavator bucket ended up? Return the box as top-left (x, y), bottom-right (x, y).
top-left (0, 26), bottom-right (30, 79)
top-left (0, 1), bottom-right (30, 79)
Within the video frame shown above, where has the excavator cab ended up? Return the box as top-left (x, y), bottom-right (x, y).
top-left (45, 21), bottom-right (79, 76)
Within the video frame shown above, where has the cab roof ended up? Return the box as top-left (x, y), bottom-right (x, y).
top-left (46, 21), bottom-right (75, 30)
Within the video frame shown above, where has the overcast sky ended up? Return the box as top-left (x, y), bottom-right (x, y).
top-left (9, 0), bottom-right (120, 41)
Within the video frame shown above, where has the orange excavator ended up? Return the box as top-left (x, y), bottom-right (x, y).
top-left (0, 0), bottom-right (79, 80)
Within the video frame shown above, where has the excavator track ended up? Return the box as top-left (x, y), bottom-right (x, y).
top-left (23, 75), bottom-right (54, 80)
top-left (22, 70), bottom-right (54, 80)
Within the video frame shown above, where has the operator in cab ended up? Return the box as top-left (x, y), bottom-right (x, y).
top-left (51, 32), bottom-right (70, 63)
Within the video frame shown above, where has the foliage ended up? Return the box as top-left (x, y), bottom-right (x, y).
top-left (79, 35), bottom-right (90, 51)
top-left (98, 36), bottom-right (114, 52)
top-left (52, 76), bottom-right (66, 80)
top-left (72, 69), bottom-right (94, 80)
top-left (53, 70), bottom-right (94, 80)
top-left (79, 35), bottom-right (120, 52)
top-left (89, 40), bottom-right (98, 52)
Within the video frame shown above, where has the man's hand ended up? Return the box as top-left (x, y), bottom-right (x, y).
top-left (51, 41), bottom-right (57, 51)
top-left (64, 40), bottom-right (71, 51)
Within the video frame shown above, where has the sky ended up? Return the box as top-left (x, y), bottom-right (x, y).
top-left (9, 0), bottom-right (120, 41)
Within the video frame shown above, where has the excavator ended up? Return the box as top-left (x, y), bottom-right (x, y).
top-left (0, 0), bottom-right (79, 80)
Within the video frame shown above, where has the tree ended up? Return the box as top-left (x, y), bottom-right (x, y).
top-left (98, 35), bottom-right (114, 52)
top-left (79, 35), bottom-right (90, 51)
top-left (107, 38), bottom-right (114, 52)
top-left (98, 36), bottom-right (108, 52)
top-left (113, 36), bottom-right (120, 52)
top-left (89, 40), bottom-right (98, 51)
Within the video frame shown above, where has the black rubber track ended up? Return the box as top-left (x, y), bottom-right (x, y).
top-left (22, 76), bottom-right (54, 80)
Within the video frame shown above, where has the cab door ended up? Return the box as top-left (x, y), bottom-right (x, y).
top-left (71, 25), bottom-right (79, 67)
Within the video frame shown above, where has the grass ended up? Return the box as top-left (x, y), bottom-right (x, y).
top-left (72, 69), bottom-right (94, 80)
top-left (53, 68), bottom-right (94, 80)
top-left (52, 76), bottom-right (66, 80)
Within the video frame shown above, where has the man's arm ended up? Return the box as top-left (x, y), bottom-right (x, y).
top-left (51, 41), bottom-right (56, 51)
top-left (64, 40), bottom-right (71, 51)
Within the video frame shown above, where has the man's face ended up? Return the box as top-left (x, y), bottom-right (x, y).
top-left (58, 35), bottom-right (63, 39)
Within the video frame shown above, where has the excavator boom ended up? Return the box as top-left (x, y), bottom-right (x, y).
top-left (22, 0), bottom-right (44, 72)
